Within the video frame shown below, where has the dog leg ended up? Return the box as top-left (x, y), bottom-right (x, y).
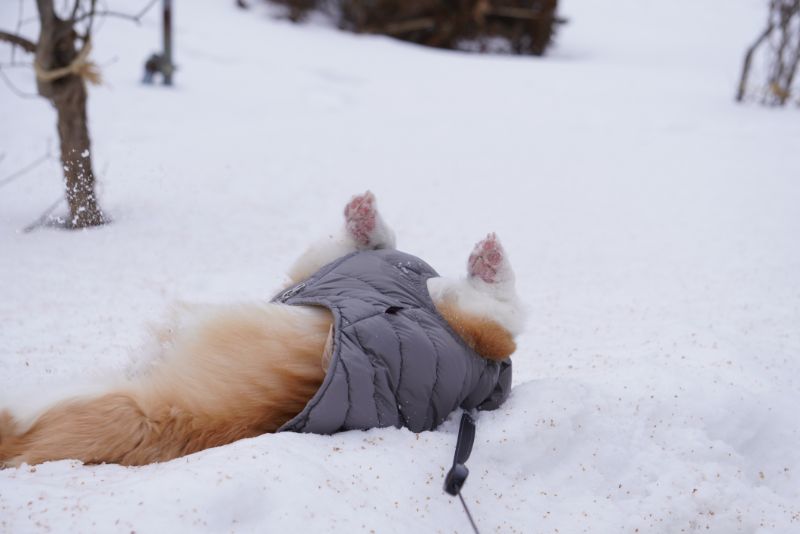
top-left (429, 233), bottom-right (524, 361)
top-left (287, 191), bottom-right (396, 284)
top-left (466, 232), bottom-right (516, 298)
top-left (343, 190), bottom-right (396, 250)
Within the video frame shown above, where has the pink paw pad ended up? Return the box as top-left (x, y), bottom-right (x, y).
top-left (344, 191), bottom-right (378, 247)
top-left (468, 233), bottom-right (505, 283)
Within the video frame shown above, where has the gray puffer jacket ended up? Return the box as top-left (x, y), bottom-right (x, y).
top-left (274, 249), bottom-right (512, 434)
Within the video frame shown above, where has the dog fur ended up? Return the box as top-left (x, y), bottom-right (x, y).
top-left (0, 192), bottom-right (522, 467)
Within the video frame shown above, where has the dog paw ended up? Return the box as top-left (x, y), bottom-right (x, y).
top-left (467, 233), bottom-right (508, 284)
top-left (344, 191), bottom-right (395, 249)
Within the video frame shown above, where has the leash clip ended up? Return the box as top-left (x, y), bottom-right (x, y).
top-left (444, 412), bottom-right (476, 496)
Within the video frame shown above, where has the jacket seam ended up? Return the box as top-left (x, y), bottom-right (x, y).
top-left (406, 310), bottom-right (443, 429)
top-left (351, 325), bottom-right (384, 427)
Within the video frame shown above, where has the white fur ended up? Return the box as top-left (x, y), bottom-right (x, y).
top-left (1, 379), bottom-right (111, 435)
top-left (0, 188), bottom-right (531, 470)
top-left (5, 225), bottom-right (518, 433)
top-left (291, 216), bottom-right (523, 337)
top-left (365, 210), bottom-right (396, 251)
top-left (288, 214), bottom-right (395, 285)
top-left (427, 276), bottom-right (526, 336)
top-left (287, 231), bottom-right (359, 283)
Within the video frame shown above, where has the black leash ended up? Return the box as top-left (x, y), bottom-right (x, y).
top-left (444, 412), bottom-right (481, 534)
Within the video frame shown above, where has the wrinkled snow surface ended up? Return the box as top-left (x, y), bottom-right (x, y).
top-left (1, 0), bottom-right (799, 532)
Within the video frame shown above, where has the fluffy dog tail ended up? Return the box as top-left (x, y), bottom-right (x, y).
top-left (0, 303), bottom-right (330, 468)
top-left (0, 386), bottom-right (298, 467)
top-left (0, 385), bottom-right (175, 468)
top-left (0, 393), bottom-right (150, 467)
top-left (0, 409), bottom-right (19, 466)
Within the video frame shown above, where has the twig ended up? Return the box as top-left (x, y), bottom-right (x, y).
top-left (486, 7), bottom-right (567, 24)
top-left (16, 15), bottom-right (39, 28)
top-left (10, 0), bottom-right (27, 64)
top-left (85, 0), bottom-right (99, 40)
top-left (0, 60), bottom-right (34, 68)
top-left (71, 0), bottom-right (160, 25)
top-left (70, 0), bottom-right (83, 21)
top-left (365, 7), bottom-right (567, 37)
top-left (0, 66), bottom-right (39, 98)
top-left (378, 18), bottom-right (436, 35)
top-left (783, 30), bottom-right (800, 95)
top-left (738, 0), bottom-right (800, 104)
top-left (0, 147), bottom-right (53, 189)
top-left (22, 195), bottom-right (65, 233)
top-left (737, 21), bottom-right (776, 102)
top-left (768, 5), bottom-right (794, 103)
top-left (0, 30), bottom-right (37, 53)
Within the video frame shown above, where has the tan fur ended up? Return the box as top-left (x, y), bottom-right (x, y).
top-left (0, 293), bottom-right (514, 468)
top-left (0, 304), bottom-right (330, 467)
top-left (435, 300), bottom-right (517, 361)
top-left (0, 410), bottom-right (18, 451)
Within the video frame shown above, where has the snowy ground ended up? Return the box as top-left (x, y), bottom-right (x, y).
top-left (1, 0), bottom-right (799, 532)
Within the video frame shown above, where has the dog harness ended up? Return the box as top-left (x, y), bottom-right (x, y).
top-left (274, 249), bottom-right (512, 434)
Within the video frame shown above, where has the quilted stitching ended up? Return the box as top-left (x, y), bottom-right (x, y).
top-left (276, 249), bottom-right (511, 434)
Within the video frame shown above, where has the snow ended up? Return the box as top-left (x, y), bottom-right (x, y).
top-left (1, 0), bottom-right (799, 532)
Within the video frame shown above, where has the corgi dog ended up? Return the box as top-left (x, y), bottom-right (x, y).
top-left (0, 192), bottom-right (523, 467)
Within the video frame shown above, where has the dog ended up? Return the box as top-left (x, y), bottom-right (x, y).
top-left (0, 192), bottom-right (523, 467)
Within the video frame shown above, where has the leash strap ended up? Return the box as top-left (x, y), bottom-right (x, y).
top-left (444, 412), bottom-right (481, 534)
top-left (444, 412), bottom-right (475, 495)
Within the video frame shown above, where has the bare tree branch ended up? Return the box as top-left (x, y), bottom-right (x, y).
top-left (0, 60), bottom-right (34, 68)
top-left (736, 0), bottom-right (800, 105)
top-left (4, 0), bottom-right (159, 229)
top-left (11, 0), bottom-right (26, 63)
top-left (486, 7), bottom-right (568, 24)
top-left (85, 0), bottom-right (98, 39)
top-left (784, 29), bottom-right (800, 91)
top-left (71, 0), bottom-right (159, 25)
top-left (70, 0), bottom-right (83, 21)
top-left (736, 22), bottom-right (775, 102)
top-left (22, 195), bottom-right (65, 233)
top-left (0, 66), bottom-right (39, 98)
top-left (0, 30), bottom-right (37, 53)
top-left (3, 0), bottom-right (162, 56)
top-left (0, 145), bottom-right (54, 189)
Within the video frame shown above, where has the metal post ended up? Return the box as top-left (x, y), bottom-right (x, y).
top-left (142, 0), bottom-right (176, 85)
top-left (163, 0), bottom-right (174, 85)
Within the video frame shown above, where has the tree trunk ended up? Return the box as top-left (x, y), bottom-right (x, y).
top-left (53, 76), bottom-right (104, 228)
top-left (35, 1), bottom-right (105, 228)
